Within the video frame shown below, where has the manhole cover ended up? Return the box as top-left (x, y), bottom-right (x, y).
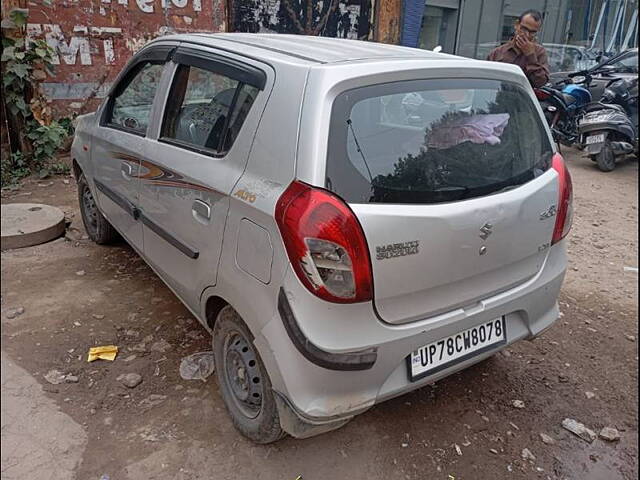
top-left (1, 203), bottom-right (66, 250)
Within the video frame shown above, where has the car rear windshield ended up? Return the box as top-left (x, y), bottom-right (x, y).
top-left (326, 78), bottom-right (554, 204)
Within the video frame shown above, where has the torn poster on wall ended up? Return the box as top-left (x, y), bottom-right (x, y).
top-left (229, 0), bottom-right (372, 40)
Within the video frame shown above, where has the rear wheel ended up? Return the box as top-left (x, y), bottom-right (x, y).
top-left (78, 173), bottom-right (119, 244)
top-left (213, 306), bottom-right (285, 444)
top-left (594, 143), bottom-right (616, 172)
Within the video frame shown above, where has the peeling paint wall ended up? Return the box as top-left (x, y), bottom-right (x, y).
top-left (373, 0), bottom-right (400, 44)
top-left (25, 0), bottom-right (227, 115)
top-left (229, 0), bottom-right (372, 40)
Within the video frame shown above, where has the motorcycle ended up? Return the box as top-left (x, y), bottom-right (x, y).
top-left (535, 72), bottom-right (593, 147)
top-left (578, 77), bottom-right (638, 172)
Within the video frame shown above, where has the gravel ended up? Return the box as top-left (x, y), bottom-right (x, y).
top-left (117, 373), bottom-right (143, 388)
top-left (562, 418), bottom-right (597, 443)
top-left (540, 433), bottom-right (555, 445)
top-left (521, 448), bottom-right (536, 462)
top-left (599, 427), bottom-right (621, 442)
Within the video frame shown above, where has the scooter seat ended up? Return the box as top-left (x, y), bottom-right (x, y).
top-left (583, 102), bottom-right (626, 114)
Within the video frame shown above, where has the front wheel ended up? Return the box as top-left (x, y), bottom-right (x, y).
top-left (213, 306), bottom-right (285, 444)
top-left (77, 174), bottom-right (119, 244)
top-left (594, 143), bottom-right (616, 172)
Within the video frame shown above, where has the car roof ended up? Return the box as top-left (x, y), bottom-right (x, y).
top-left (156, 33), bottom-right (462, 65)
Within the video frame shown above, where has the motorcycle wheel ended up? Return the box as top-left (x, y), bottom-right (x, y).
top-left (594, 143), bottom-right (616, 172)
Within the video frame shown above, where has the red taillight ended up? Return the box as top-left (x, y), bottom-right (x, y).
top-left (551, 153), bottom-right (573, 245)
top-left (275, 181), bottom-right (373, 303)
top-left (535, 89), bottom-right (551, 100)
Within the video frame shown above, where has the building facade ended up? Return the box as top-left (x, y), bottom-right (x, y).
top-left (405, 0), bottom-right (638, 72)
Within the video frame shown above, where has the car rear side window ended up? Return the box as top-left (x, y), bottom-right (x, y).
top-left (326, 78), bottom-right (554, 204)
top-left (160, 65), bottom-right (258, 155)
top-left (106, 61), bottom-right (165, 135)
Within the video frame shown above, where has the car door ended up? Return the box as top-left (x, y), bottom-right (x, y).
top-left (137, 46), bottom-right (272, 312)
top-left (91, 47), bottom-right (173, 251)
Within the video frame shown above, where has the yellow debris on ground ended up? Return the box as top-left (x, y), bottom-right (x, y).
top-left (87, 345), bottom-right (118, 362)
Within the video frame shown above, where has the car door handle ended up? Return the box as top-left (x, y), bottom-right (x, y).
top-left (192, 199), bottom-right (211, 220)
top-left (121, 162), bottom-right (133, 179)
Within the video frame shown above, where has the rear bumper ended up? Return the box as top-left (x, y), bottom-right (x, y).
top-left (255, 241), bottom-right (567, 434)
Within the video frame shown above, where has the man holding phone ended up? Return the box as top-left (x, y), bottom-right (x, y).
top-left (487, 10), bottom-right (550, 88)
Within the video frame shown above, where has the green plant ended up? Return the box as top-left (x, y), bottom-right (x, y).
top-left (1, 152), bottom-right (31, 186)
top-left (49, 162), bottom-right (71, 175)
top-left (27, 120), bottom-right (67, 164)
top-left (58, 116), bottom-right (75, 136)
top-left (2, 10), bottom-right (55, 121)
top-left (25, 120), bottom-right (70, 178)
top-left (1, 8), bottom-right (69, 182)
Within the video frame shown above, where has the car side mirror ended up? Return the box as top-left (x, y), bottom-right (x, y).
top-left (433, 45), bottom-right (443, 53)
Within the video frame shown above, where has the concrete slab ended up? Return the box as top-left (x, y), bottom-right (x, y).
top-left (1, 351), bottom-right (87, 480)
top-left (1, 203), bottom-right (65, 250)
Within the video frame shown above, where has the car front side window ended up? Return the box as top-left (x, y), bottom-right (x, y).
top-left (106, 61), bottom-right (165, 135)
top-left (160, 63), bottom-right (260, 155)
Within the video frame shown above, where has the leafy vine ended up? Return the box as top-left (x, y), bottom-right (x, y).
top-left (1, 7), bottom-right (73, 186)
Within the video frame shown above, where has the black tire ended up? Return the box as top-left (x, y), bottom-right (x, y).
top-left (213, 306), bottom-right (285, 444)
top-left (594, 144), bottom-right (616, 172)
top-left (77, 173), bottom-right (119, 244)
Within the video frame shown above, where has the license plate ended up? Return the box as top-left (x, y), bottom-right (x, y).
top-left (408, 317), bottom-right (507, 381)
top-left (586, 134), bottom-right (605, 144)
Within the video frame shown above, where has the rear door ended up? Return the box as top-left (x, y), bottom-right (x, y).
top-left (137, 46), bottom-right (271, 312)
top-left (325, 77), bottom-right (558, 324)
top-left (91, 47), bottom-right (172, 249)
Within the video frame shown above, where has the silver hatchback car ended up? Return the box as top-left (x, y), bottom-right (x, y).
top-left (72, 33), bottom-right (572, 443)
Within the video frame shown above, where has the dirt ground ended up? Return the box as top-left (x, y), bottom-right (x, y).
top-left (1, 148), bottom-right (638, 480)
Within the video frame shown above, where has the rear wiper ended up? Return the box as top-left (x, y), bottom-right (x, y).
top-left (495, 184), bottom-right (520, 193)
top-left (347, 118), bottom-right (374, 183)
top-left (432, 185), bottom-right (468, 192)
top-left (430, 184), bottom-right (470, 200)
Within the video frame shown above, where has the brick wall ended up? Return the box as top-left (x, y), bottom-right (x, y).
top-left (24, 0), bottom-right (226, 116)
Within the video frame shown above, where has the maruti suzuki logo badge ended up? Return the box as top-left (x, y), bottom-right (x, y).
top-left (479, 223), bottom-right (493, 240)
top-left (375, 241), bottom-right (420, 260)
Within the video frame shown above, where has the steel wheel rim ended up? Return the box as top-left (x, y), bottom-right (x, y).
top-left (223, 331), bottom-right (263, 419)
top-left (82, 186), bottom-right (99, 235)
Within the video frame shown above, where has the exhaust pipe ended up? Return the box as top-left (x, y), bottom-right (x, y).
top-left (611, 141), bottom-right (634, 154)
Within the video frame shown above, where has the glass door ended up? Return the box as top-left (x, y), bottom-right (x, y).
top-left (418, 1), bottom-right (461, 53)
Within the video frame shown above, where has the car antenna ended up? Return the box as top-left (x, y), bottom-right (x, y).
top-left (346, 118), bottom-right (374, 183)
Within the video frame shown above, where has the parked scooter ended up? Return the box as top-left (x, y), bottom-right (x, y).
top-left (535, 72), bottom-right (593, 147)
top-left (578, 77), bottom-right (638, 172)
